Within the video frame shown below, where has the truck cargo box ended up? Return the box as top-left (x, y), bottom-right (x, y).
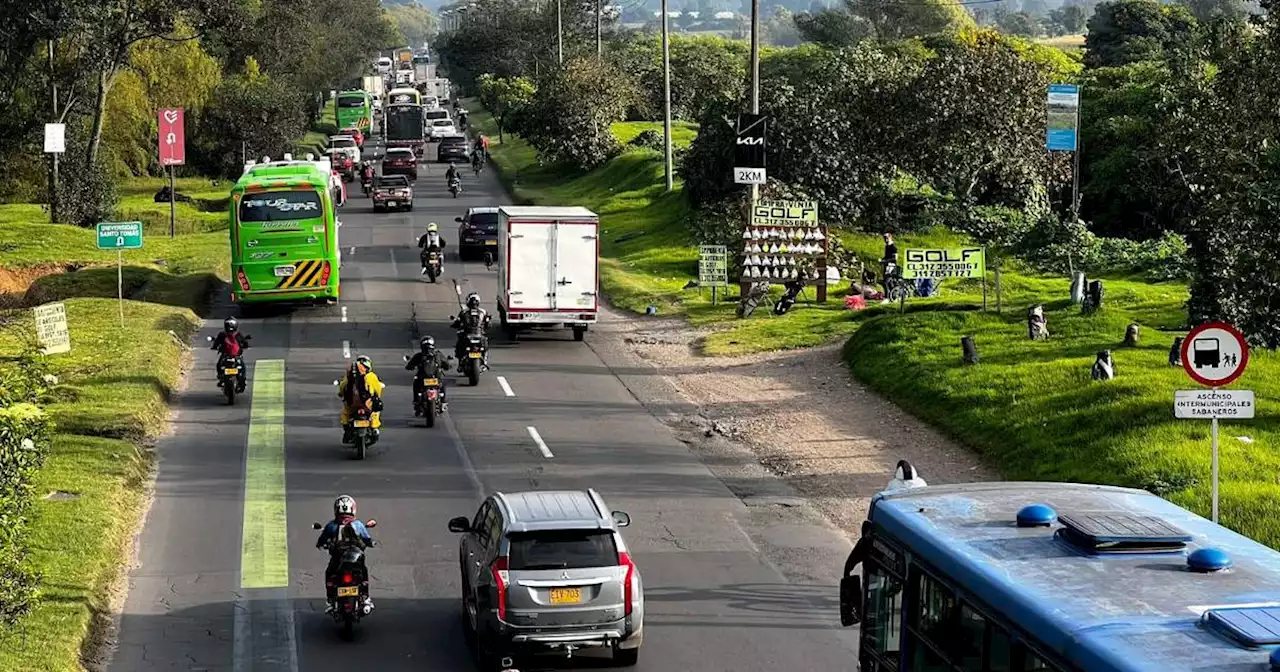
top-left (496, 206), bottom-right (599, 342)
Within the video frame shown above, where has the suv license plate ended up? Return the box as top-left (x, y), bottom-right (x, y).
top-left (273, 266), bottom-right (296, 277)
top-left (549, 588), bottom-right (581, 604)
top-left (336, 586), bottom-right (359, 597)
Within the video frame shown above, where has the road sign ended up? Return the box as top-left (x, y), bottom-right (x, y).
top-left (44, 124), bottom-right (66, 153)
top-left (699, 245), bottom-right (728, 288)
top-left (1046, 84), bottom-right (1080, 152)
top-left (751, 200), bottom-right (818, 227)
top-left (1175, 389), bottom-right (1255, 419)
top-left (33, 302), bottom-right (70, 355)
top-left (734, 113), bottom-right (766, 184)
top-left (158, 107), bottom-right (186, 166)
top-left (1181, 321), bottom-right (1249, 387)
top-left (902, 248), bottom-right (986, 280)
top-left (96, 221), bottom-right (144, 250)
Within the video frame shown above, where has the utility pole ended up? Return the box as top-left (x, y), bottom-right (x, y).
top-left (596, 0), bottom-right (603, 62)
top-left (48, 39), bottom-right (59, 225)
top-left (661, 0), bottom-right (673, 191)
top-left (748, 0), bottom-right (760, 204)
top-left (557, 0), bottom-right (564, 64)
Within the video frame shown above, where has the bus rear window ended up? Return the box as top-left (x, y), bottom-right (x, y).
top-left (239, 191), bottom-right (323, 222)
top-left (337, 97), bottom-right (366, 108)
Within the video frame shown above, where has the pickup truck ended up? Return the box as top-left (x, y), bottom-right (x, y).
top-left (372, 174), bottom-right (413, 213)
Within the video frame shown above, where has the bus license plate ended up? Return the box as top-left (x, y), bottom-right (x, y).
top-left (353, 419), bottom-right (371, 428)
top-left (549, 588), bottom-right (581, 604)
top-left (423, 378), bottom-right (439, 386)
top-left (468, 352), bottom-right (482, 358)
top-left (485, 240), bottom-right (497, 245)
top-left (223, 368), bottom-right (239, 376)
top-left (337, 586), bottom-right (359, 597)
top-left (274, 265), bottom-right (295, 277)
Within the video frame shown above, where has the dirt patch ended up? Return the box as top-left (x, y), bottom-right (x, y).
top-left (596, 306), bottom-right (999, 541)
top-left (0, 264), bottom-right (82, 308)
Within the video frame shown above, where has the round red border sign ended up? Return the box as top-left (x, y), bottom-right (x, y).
top-left (1181, 321), bottom-right (1249, 387)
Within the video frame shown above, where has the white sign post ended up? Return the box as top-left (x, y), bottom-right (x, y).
top-left (1178, 322), bottom-right (1251, 524)
top-left (33, 302), bottom-right (71, 355)
top-left (44, 124), bottom-right (66, 153)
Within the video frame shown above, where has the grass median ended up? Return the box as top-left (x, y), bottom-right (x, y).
top-left (0, 178), bottom-right (227, 669)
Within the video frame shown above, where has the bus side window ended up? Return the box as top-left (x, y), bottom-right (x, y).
top-left (863, 565), bottom-right (903, 662)
top-left (956, 603), bottom-right (1013, 672)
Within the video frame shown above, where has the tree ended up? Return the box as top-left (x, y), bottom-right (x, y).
top-left (996, 11), bottom-right (1044, 36)
top-left (1179, 0), bottom-right (1246, 22)
top-left (193, 57), bottom-right (309, 177)
top-left (846, 0), bottom-right (976, 39)
top-left (1048, 4), bottom-right (1088, 34)
top-left (477, 74), bottom-right (534, 142)
top-left (386, 2), bottom-right (439, 47)
top-left (794, 8), bottom-right (875, 46)
top-left (1084, 0), bottom-right (1199, 68)
top-left (520, 58), bottom-right (635, 170)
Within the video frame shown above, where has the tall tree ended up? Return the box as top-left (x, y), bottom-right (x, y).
top-left (845, 0), bottom-right (976, 39)
top-left (1084, 0), bottom-right (1199, 68)
top-left (794, 8), bottom-right (874, 46)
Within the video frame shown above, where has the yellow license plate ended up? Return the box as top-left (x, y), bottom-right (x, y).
top-left (485, 240), bottom-right (497, 245)
top-left (336, 586), bottom-right (359, 597)
top-left (223, 368), bottom-right (239, 375)
top-left (353, 420), bottom-right (371, 428)
top-left (468, 352), bottom-right (482, 358)
top-left (549, 588), bottom-right (581, 604)
top-left (423, 378), bottom-right (439, 386)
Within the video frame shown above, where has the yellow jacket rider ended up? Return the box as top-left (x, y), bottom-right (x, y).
top-left (338, 356), bottom-right (385, 440)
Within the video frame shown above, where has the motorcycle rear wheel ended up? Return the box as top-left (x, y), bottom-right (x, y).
top-left (425, 400), bottom-right (437, 427)
top-left (355, 435), bottom-right (366, 460)
top-left (467, 361), bottom-right (480, 386)
top-left (340, 614), bottom-right (355, 641)
top-left (224, 382), bottom-right (236, 405)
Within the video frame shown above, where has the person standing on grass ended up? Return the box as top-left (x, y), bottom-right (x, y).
top-left (881, 231), bottom-right (899, 294)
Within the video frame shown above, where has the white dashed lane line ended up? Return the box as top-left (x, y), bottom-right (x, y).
top-left (497, 376), bottom-right (514, 397)
top-left (526, 426), bottom-right (553, 458)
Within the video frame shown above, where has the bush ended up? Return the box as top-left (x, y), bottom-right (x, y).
top-left (0, 401), bottom-right (52, 626)
top-left (628, 129), bottom-right (665, 152)
top-left (520, 59), bottom-right (635, 171)
top-left (57, 157), bottom-right (120, 228)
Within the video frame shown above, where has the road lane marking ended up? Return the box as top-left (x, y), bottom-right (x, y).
top-left (497, 376), bottom-right (514, 397)
top-left (389, 248), bottom-right (399, 277)
top-left (527, 426), bottom-right (553, 458)
top-left (341, 306), bottom-right (348, 323)
top-left (240, 359), bottom-right (289, 589)
top-left (349, 246), bottom-right (355, 254)
top-left (342, 340), bottom-right (351, 358)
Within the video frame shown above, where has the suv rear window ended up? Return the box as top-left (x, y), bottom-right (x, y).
top-left (507, 530), bottom-right (618, 571)
top-left (425, 110), bottom-right (450, 121)
top-left (330, 138), bottom-right (355, 147)
top-left (467, 213), bottom-right (499, 233)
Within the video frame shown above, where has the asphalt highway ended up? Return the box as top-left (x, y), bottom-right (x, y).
top-left (110, 129), bottom-right (858, 671)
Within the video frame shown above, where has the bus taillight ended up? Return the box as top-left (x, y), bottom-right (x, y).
top-left (236, 268), bottom-right (251, 291)
top-left (319, 262), bottom-right (332, 286)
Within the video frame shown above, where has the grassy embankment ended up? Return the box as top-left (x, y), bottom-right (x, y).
top-left (465, 99), bottom-right (1280, 551)
top-left (0, 177), bottom-right (230, 670)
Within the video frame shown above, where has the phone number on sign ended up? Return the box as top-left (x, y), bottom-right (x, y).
top-left (905, 263), bottom-right (981, 278)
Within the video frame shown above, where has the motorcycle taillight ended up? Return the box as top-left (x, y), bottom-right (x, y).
top-left (342, 573), bottom-right (353, 584)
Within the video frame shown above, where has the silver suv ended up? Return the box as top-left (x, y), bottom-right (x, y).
top-left (448, 489), bottom-right (644, 670)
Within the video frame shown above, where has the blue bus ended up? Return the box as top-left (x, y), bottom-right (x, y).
top-left (844, 465), bottom-right (1280, 671)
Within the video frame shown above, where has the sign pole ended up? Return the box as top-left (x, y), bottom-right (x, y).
top-left (117, 249), bottom-right (124, 328)
top-left (168, 165), bottom-right (176, 238)
top-left (1211, 390), bottom-right (1219, 523)
top-left (1071, 85), bottom-right (1083, 222)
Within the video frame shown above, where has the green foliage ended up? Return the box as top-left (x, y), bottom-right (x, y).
top-left (386, 2), bottom-right (438, 47)
top-left (1084, 0), bottom-right (1200, 68)
top-left (193, 60), bottom-right (310, 177)
top-left (609, 35), bottom-right (748, 121)
top-left (996, 11), bottom-right (1044, 37)
top-left (794, 8), bottom-right (875, 47)
top-left (1049, 4), bottom-right (1089, 34)
top-left (0, 390), bottom-right (53, 627)
top-left (846, 0), bottom-right (977, 39)
top-left (59, 155), bottom-right (120, 229)
top-left (477, 74), bottom-right (535, 140)
top-left (520, 58), bottom-right (635, 170)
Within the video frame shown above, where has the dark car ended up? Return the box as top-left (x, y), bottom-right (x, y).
top-left (455, 207), bottom-right (500, 260)
top-left (381, 148), bottom-right (418, 180)
top-left (372, 174), bottom-right (413, 213)
top-left (437, 135), bottom-right (470, 164)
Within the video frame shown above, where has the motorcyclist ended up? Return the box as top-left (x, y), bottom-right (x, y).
top-left (451, 292), bottom-right (491, 370)
top-left (405, 336), bottom-right (451, 414)
top-left (360, 160), bottom-right (376, 185)
top-left (417, 222), bottom-right (447, 275)
top-left (316, 494), bottom-right (376, 614)
top-left (458, 108), bottom-right (469, 130)
top-left (210, 317), bottom-right (250, 393)
top-left (471, 147), bottom-right (484, 174)
top-left (445, 162), bottom-right (460, 189)
top-left (337, 356), bottom-right (385, 443)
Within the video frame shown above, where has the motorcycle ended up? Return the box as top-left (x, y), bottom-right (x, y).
top-left (206, 334), bottom-right (250, 405)
top-left (421, 249), bottom-right (442, 283)
top-left (454, 326), bottom-right (486, 386)
top-left (333, 380), bottom-right (379, 459)
top-left (360, 171), bottom-right (374, 197)
top-left (404, 354), bottom-right (447, 427)
top-left (312, 519), bottom-right (378, 640)
top-left (448, 176), bottom-right (462, 198)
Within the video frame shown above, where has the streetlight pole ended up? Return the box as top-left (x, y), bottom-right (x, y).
top-left (557, 0), bottom-right (564, 64)
top-left (596, 0), bottom-right (603, 62)
top-left (748, 0), bottom-right (760, 204)
top-left (661, 0), bottom-right (673, 192)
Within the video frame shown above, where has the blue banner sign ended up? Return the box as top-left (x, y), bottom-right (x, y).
top-left (1046, 84), bottom-right (1080, 152)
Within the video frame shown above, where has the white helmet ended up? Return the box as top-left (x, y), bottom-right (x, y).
top-left (333, 494), bottom-right (357, 517)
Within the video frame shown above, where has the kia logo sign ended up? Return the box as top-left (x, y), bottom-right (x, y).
top-left (734, 113), bottom-right (766, 170)
top-left (736, 136), bottom-right (763, 146)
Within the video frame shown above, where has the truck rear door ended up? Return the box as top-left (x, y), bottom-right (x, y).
top-left (508, 221), bottom-right (554, 311)
top-left (552, 219), bottom-right (598, 312)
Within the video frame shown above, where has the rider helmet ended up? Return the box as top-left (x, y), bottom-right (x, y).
top-left (355, 355), bottom-right (373, 375)
top-left (466, 293), bottom-right (480, 309)
top-left (427, 222), bottom-right (439, 233)
top-left (420, 336), bottom-right (436, 353)
top-left (224, 317), bottom-right (238, 333)
top-left (334, 494), bottom-right (357, 518)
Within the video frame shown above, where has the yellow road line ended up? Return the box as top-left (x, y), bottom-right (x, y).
top-left (241, 359), bottom-right (290, 589)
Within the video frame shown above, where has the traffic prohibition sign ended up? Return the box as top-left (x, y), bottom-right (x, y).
top-left (1181, 321), bottom-right (1249, 387)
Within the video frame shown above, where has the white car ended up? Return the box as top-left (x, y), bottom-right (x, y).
top-left (423, 96), bottom-right (439, 110)
top-left (376, 57), bottom-right (392, 74)
top-left (327, 135), bottom-right (361, 164)
top-left (428, 119), bottom-right (456, 140)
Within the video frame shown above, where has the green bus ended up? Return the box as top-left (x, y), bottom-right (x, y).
top-left (335, 90), bottom-right (373, 132)
top-left (229, 159), bottom-right (341, 305)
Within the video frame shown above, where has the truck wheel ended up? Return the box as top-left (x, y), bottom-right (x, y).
top-left (573, 326), bottom-right (586, 342)
top-left (505, 326), bottom-right (519, 342)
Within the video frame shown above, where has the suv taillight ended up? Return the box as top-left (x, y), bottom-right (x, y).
top-left (619, 551), bottom-right (636, 615)
top-left (492, 555), bottom-right (509, 621)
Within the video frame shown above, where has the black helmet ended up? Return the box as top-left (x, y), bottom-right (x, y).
top-left (224, 317), bottom-right (238, 332)
top-left (420, 336), bottom-right (436, 352)
top-left (466, 293), bottom-right (480, 309)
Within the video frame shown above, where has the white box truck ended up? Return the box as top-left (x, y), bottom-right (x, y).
top-left (496, 206), bottom-right (599, 342)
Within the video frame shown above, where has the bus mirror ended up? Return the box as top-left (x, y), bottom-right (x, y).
top-left (839, 575), bottom-right (862, 626)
